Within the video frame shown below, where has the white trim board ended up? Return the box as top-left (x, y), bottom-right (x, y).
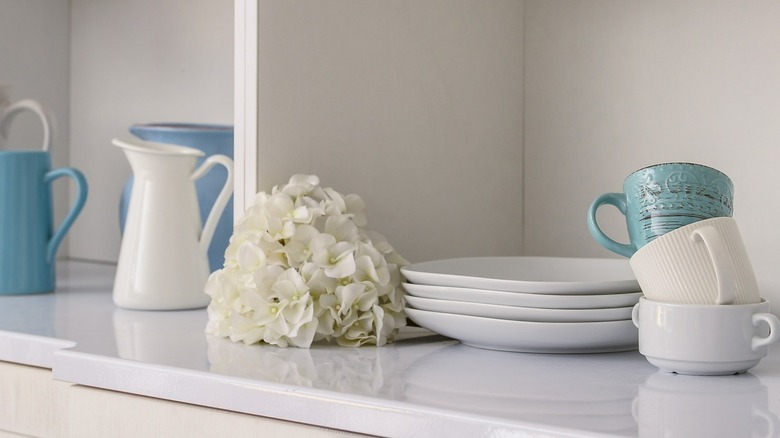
top-left (233, 0), bottom-right (258, 219)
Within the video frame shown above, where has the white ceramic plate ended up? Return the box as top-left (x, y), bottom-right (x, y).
top-left (401, 257), bottom-right (638, 294)
top-left (404, 307), bottom-right (638, 353)
top-left (403, 282), bottom-right (642, 309)
top-left (404, 295), bottom-right (633, 322)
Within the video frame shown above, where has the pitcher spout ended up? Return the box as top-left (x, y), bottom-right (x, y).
top-left (112, 137), bottom-right (203, 178)
top-left (112, 137), bottom-right (205, 157)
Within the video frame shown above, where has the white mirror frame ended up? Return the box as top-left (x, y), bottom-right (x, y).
top-left (234, 0), bottom-right (258, 219)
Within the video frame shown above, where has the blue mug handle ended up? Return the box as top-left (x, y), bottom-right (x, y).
top-left (45, 168), bottom-right (88, 263)
top-left (587, 192), bottom-right (636, 258)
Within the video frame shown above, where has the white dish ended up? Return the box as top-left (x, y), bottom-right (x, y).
top-left (404, 307), bottom-right (638, 353)
top-left (401, 256), bottom-right (638, 295)
top-left (404, 295), bottom-right (633, 322)
top-left (403, 282), bottom-right (642, 309)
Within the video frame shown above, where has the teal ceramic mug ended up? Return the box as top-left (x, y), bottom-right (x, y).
top-left (0, 151), bottom-right (88, 294)
top-left (587, 162), bottom-right (733, 258)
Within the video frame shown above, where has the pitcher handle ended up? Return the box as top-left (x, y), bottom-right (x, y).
top-left (1, 99), bottom-right (52, 151)
top-left (45, 167), bottom-right (88, 263)
top-left (191, 155), bottom-right (234, 254)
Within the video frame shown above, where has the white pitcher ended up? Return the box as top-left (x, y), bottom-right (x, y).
top-left (112, 137), bottom-right (233, 310)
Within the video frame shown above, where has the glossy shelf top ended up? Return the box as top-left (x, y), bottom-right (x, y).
top-left (0, 261), bottom-right (779, 437)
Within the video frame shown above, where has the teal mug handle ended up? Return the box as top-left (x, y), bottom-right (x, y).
top-left (45, 167), bottom-right (88, 263)
top-left (587, 192), bottom-right (636, 258)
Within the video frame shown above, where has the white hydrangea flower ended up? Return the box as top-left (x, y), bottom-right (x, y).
top-left (205, 174), bottom-right (407, 348)
top-left (324, 215), bottom-right (359, 243)
top-left (236, 240), bottom-right (266, 272)
top-left (281, 225), bottom-right (319, 268)
top-left (282, 174), bottom-right (320, 197)
top-left (300, 262), bottom-right (338, 298)
top-left (354, 242), bottom-right (390, 286)
top-left (311, 234), bottom-right (357, 279)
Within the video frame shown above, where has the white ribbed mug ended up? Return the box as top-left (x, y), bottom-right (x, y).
top-left (629, 217), bottom-right (760, 305)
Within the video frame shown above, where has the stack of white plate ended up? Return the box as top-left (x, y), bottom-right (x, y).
top-left (400, 257), bottom-right (642, 353)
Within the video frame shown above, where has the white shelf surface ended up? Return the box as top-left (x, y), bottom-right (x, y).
top-left (1, 261), bottom-right (779, 437)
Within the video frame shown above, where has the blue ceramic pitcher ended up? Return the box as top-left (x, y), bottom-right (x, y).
top-left (119, 123), bottom-right (234, 272)
top-left (0, 151), bottom-right (88, 294)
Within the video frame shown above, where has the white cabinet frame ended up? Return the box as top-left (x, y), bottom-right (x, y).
top-left (234, 0), bottom-right (258, 218)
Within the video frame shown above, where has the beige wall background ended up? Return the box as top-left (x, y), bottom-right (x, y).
top-left (68, 0), bottom-right (234, 262)
top-left (1, 1), bottom-right (233, 263)
top-left (254, 0), bottom-right (525, 264)
top-left (0, 0), bottom-right (70, 253)
top-left (252, 1), bottom-right (780, 307)
top-left (523, 0), bottom-right (780, 304)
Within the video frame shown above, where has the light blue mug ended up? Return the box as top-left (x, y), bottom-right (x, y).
top-left (0, 151), bottom-right (88, 294)
top-left (587, 162), bottom-right (733, 258)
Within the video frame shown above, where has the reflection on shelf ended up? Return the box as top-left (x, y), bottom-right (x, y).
top-left (633, 371), bottom-right (777, 438)
top-left (113, 308), bottom-right (209, 368)
top-left (401, 343), bottom-right (650, 435)
top-left (205, 330), bottom-right (450, 399)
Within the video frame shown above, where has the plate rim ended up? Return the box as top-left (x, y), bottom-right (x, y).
top-left (400, 256), bottom-right (639, 295)
top-left (403, 294), bottom-right (634, 322)
top-left (402, 282), bottom-right (642, 309)
top-left (404, 307), bottom-right (638, 354)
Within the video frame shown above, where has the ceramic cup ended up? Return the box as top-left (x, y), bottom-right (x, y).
top-left (588, 162), bottom-right (733, 257)
top-left (630, 217), bottom-right (760, 305)
top-left (0, 151), bottom-right (88, 294)
top-left (631, 297), bottom-right (780, 375)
